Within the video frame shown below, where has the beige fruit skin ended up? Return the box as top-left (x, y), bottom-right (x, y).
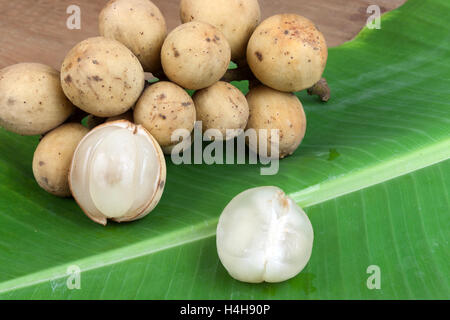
top-left (247, 14), bottom-right (328, 92)
top-left (180, 0), bottom-right (260, 61)
top-left (193, 81), bottom-right (249, 140)
top-left (246, 86), bottom-right (307, 159)
top-left (99, 0), bottom-right (167, 73)
top-left (32, 123), bottom-right (89, 197)
top-left (0, 63), bottom-right (74, 135)
top-left (134, 81), bottom-right (196, 147)
top-left (60, 37), bottom-right (145, 117)
top-left (161, 21), bottom-right (231, 90)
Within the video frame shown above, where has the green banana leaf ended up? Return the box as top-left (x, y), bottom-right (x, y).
top-left (0, 0), bottom-right (449, 299)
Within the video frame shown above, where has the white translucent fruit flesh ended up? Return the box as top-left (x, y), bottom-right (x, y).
top-left (216, 186), bottom-right (314, 283)
top-left (69, 120), bottom-right (166, 225)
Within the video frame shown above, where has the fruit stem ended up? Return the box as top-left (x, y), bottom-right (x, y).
top-left (307, 78), bottom-right (330, 102)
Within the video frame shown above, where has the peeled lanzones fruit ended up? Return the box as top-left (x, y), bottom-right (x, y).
top-left (217, 186), bottom-right (314, 283)
top-left (0, 63), bottom-right (74, 135)
top-left (247, 14), bottom-right (328, 92)
top-left (180, 0), bottom-right (261, 61)
top-left (69, 120), bottom-right (166, 225)
top-left (161, 21), bottom-right (231, 90)
top-left (99, 0), bottom-right (167, 73)
top-left (61, 37), bottom-right (145, 117)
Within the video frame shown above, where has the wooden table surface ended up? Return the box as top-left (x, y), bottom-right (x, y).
top-left (0, 0), bottom-right (405, 70)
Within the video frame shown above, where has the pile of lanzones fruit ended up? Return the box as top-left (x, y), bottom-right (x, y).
top-left (0, 0), bottom-right (328, 283)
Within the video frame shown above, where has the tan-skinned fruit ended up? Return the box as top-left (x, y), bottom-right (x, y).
top-left (161, 21), bottom-right (231, 90)
top-left (134, 81), bottom-right (196, 150)
top-left (180, 0), bottom-right (261, 61)
top-left (99, 0), bottom-right (167, 73)
top-left (247, 14), bottom-right (328, 92)
top-left (61, 37), bottom-right (145, 117)
top-left (193, 81), bottom-right (249, 140)
top-left (32, 123), bottom-right (89, 197)
top-left (0, 63), bottom-right (74, 135)
top-left (246, 85), bottom-right (307, 159)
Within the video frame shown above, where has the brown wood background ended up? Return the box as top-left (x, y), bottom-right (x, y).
top-left (0, 0), bottom-right (405, 70)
